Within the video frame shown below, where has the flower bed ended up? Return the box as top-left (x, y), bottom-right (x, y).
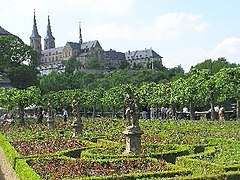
top-left (27, 157), bottom-right (169, 179)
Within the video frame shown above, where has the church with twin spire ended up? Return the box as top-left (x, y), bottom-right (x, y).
top-left (30, 10), bottom-right (163, 75)
top-left (30, 10), bottom-right (107, 75)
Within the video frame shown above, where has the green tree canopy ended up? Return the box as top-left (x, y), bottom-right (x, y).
top-left (64, 57), bottom-right (82, 73)
top-left (190, 57), bottom-right (239, 74)
top-left (0, 35), bottom-right (38, 88)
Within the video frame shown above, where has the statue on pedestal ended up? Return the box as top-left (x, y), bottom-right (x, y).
top-left (124, 86), bottom-right (140, 128)
top-left (47, 102), bottom-right (54, 130)
top-left (123, 86), bottom-right (143, 154)
top-left (71, 95), bottom-right (82, 137)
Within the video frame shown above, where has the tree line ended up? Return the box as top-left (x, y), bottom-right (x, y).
top-left (0, 67), bottom-right (239, 124)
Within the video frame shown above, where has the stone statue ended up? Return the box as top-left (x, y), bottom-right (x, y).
top-left (124, 86), bottom-right (139, 127)
top-left (47, 101), bottom-right (54, 130)
top-left (72, 96), bottom-right (78, 117)
top-left (71, 95), bottom-right (82, 137)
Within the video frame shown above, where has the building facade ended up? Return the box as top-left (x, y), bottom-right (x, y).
top-left (30, 11), bottom-right (163, 75)
top-left (125, 49), bottom-right (163, 69)
top-left (30, 11), bottom-right (106, 75)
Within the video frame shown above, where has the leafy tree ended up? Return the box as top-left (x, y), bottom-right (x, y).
top-left (8, 65), bottom-right (39, 89)
top-left (0, 35), bottom-right (38, 88)
top-left (87, 56), bottom-right (101, 69)
top-left (168, 65), bottom-right (185, 80)
top-left (119, 60), bottom-right (130, 69)
top-left (191, 58), bottom-right (238, 74)
top-left (65, 57), bottom-right (82, 73)
top-left (214, 67), bottom-right (240, 119)
top-left (102, 85), bottom-right (125, 117)
top-left (40, 72), bottom-right (72, 94)
top-left (0, 86), bottom-right (41, 123)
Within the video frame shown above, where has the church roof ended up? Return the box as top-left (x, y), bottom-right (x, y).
top-left (105, 49), bottom-right (125, 61)
top-left (81, 40), bottom-right (102, 50)
top-left (0, 26), bottom-right (11, 35)
top-left (41, 46), bottom-right (64, 56)
top-left (65, 40), bottom-right (102, 50)
top-left (66, 42), bottom-right (80, 49)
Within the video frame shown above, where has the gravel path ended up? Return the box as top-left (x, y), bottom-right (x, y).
top-left (0, 147), bottom-right (18, 180)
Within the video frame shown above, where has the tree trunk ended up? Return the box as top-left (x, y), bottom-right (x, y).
top-left (19, 104), bottom-right (25, 124)
top-left (189, 102), bottom-right (194, 120)
top-left (83, 107), bottom-right (87, 118)
top-left (156, 103), bottom-right (159, 118)
top-left (237, 99), bottom-right (240, 120)
top-left (101, 104), bottom-right (104, 117)
top-left (92, 103), bottom-right (96, 118)
top-left (210, 102), bottom-right (215, 120)
top-left (210, 92), bottom-right (215, 120)
top-left (112, 106), bottom-right (116, 118)
top-left (123, 106), bottom-right (126, 120)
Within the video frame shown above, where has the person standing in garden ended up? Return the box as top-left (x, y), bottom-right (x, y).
top-left (218, 106), bottom-right (225, 120)
top-left (62, 108), bottom-right (68, 122)
top-left (150, 106), bottom-right (155, 119)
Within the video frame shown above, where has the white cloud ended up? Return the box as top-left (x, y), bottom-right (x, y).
top-left (48, 0), bottom-right (135, 16)
top-left (0, 0), bottom-right (44, 16)
top-left (211, 37), bottom-right (240, 59)
top-left (82, 12), bottom-right (209, 44)
top-left (152, 12), bottom-right (208, 40)
top-left (164, 47), bottom-right (209, 71)
top-left (163, 37), bottom-right (240, 72)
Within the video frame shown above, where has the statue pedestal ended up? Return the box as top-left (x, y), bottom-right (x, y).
top-left (47, 118), bottom-right (54, 130)
top-left (71, 117), bottom-right (82, 137)
top-left (122, 125), bottom-right (144, 154)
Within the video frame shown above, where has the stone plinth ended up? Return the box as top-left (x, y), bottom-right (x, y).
top-left (122, 125), bottom-right (144, 154)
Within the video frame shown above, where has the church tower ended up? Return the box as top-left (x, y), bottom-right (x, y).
top-left (79, 22), bottom-right (83, 45)
top-left (30, 10), bottom-right (42, 55)
top-left (44, 15), bottom-right (55, 50)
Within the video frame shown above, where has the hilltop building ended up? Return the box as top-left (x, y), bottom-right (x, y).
top-left (30, 11), bottom-right (163, 75)
top-left (125, 49), bottom-right (163, 69)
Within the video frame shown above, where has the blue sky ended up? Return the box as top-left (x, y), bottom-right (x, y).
top-left (1, 0), bottom-right (240, 72)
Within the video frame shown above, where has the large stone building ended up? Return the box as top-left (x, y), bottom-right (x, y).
top-left (30, 11), bottom-right (106, 75)
top-left (125, 49), bottom-right (163, 69)
top-left (30, 11), bottom-right (163, 75)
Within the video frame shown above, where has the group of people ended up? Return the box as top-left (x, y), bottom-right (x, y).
top-left (209, 105), bottom-right (225, 120)
top-left (36, 107), bottom-right (69, 124)
top-left (142, 106), bottom-right (176, 120)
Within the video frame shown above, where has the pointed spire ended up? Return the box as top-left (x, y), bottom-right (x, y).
top-left (30, 9), bottom-right (41, 38)
top-left (45, 15), bottom-right (55, 40)
top-left (79, 22), bottom-right (83, 44)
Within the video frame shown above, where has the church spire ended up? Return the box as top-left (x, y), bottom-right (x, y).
top-left (45, 15), bottom-right (55, 40)
top-left (30, 9), bottom-right (42, 55)
top-left (30, 9), bottom-right (41, 38)
top-left (79, 22), bottom-right (83, 44)
top-left (44, 14), bottom-right (55, 50)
